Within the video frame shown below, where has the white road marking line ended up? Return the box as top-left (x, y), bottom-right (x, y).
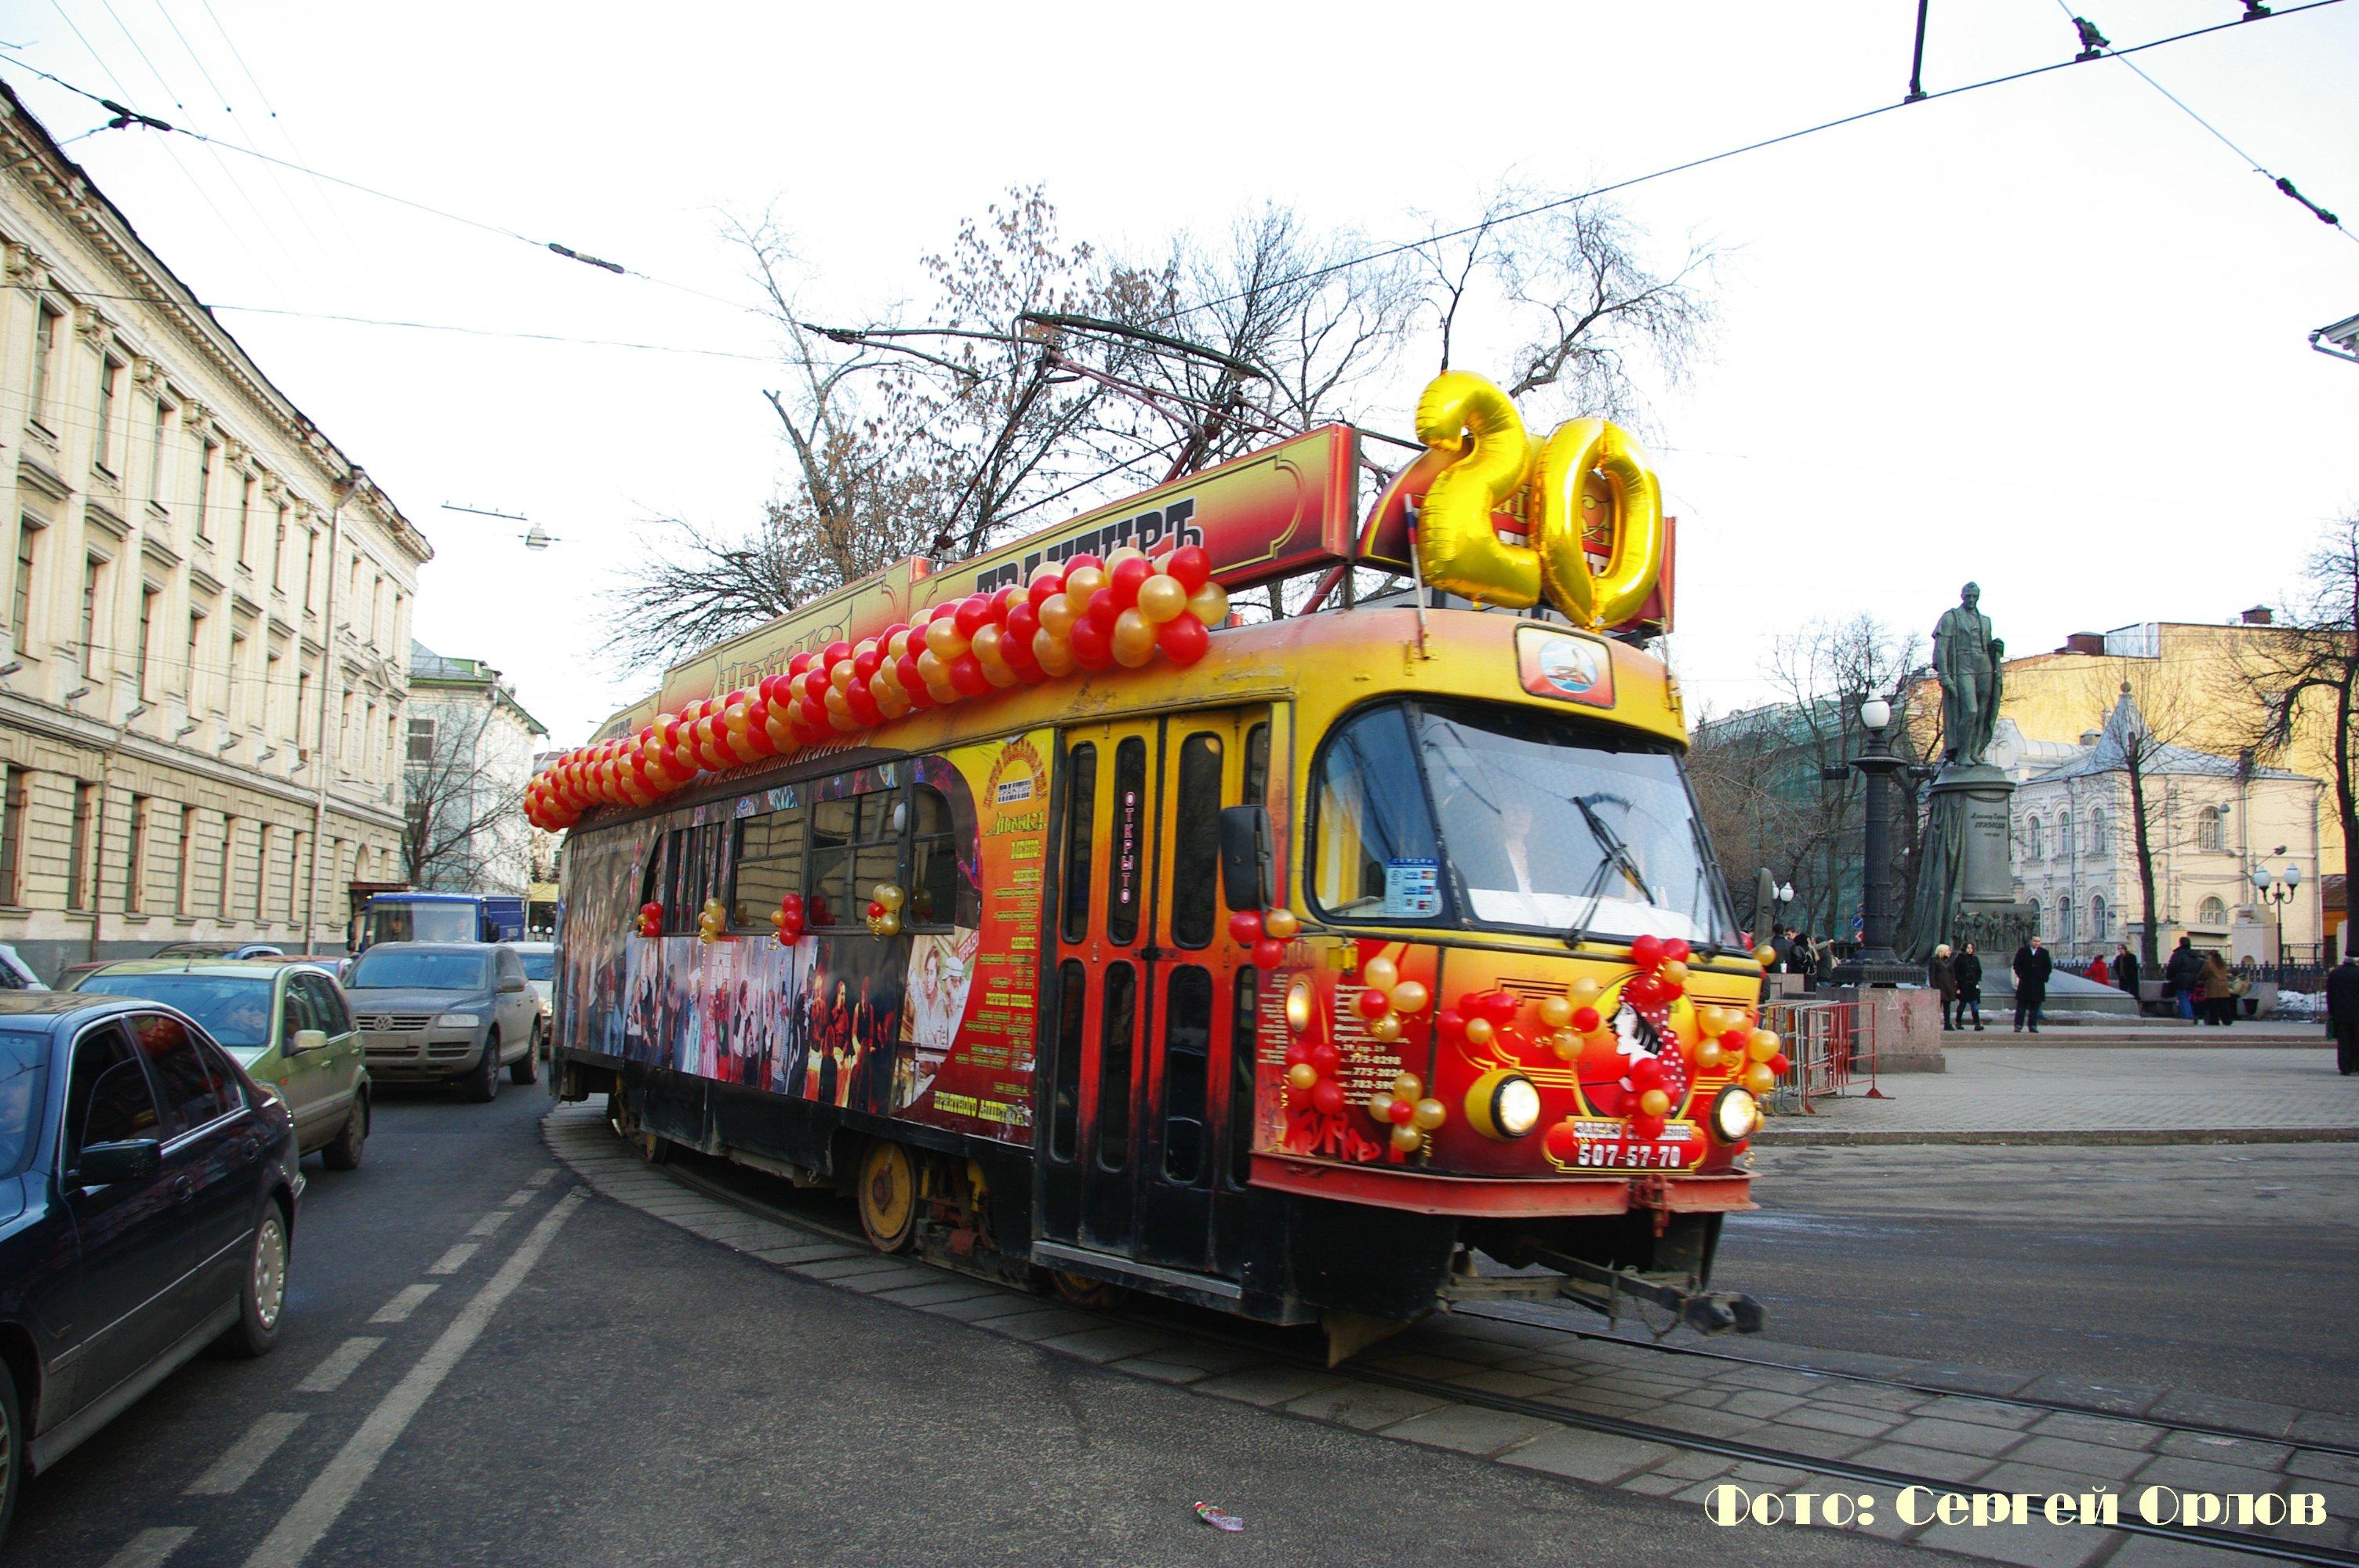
top-left (103, 1526), bottom-right (194, 1568)
top-left (242, 1191), bottom-right (583, 1568)
top-left (525, 1167), bottom-right (556, 1188)
top-left (501, 1189), bottom-right (531, 1207)
top-left (186, 1411), bottom-right (308, 1495)
top-left (466, 1207), bottom-right (516, 1238)
top-left (426, 1241), bottom-right (479, 1276)
top-left (294, 1337), bottom-right (383, 1394)
top-left (368, 1283), bottom-right (439, 1324)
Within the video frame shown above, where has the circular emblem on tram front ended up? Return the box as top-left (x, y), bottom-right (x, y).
top-left (1536, 636), bottom-right (1601, 696)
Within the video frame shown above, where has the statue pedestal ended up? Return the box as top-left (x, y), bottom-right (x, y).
top-left (1931, 764), bottom-right (2016, 906)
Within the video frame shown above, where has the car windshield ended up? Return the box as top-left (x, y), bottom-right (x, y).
top-left (370, 902), bottom-right (478, 945)
top-left (0, 1028), bottom-right (43, 1175)
top-left (78, 973), bottom-right (278, 1050)
top-left (1311, 699), bottom-right (1740, 946)
top-left (158, 942), bottom-right (237, 956)
top-left (519, 950), bottom-right (555, 982)
top-left (348, 950), bottom-right (490, 992)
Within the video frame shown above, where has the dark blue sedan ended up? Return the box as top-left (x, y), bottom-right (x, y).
top-left (0, 993), bottom-right (303, 1541)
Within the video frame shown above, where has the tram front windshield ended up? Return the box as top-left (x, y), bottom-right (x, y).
top-left (1312, 699), bottom-right (1740, 946)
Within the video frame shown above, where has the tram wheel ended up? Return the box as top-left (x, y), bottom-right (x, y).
top-left (1048, 1270), bottom-right (1128, 1311)
top-left (856, 1140), bottom-right (918, 1254)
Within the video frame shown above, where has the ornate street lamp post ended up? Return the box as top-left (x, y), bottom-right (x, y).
top-left (1831, 694), bottom-right (1918, 986)
top-left (2252, 858), bottom-right (2301, 981)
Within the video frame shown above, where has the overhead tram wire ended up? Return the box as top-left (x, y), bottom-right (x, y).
top-left (1152, 0), bottom-right (2350, 332)
top-left (2051, 0), bottom-right (2355, 247)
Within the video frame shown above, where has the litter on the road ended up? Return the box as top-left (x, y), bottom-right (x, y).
top-left (1194, 1503), bottom-right (1245, 1532)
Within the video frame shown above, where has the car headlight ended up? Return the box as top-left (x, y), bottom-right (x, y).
top-left (435, 1012), bottom-right (482, 1029)
top-left (1463, 1069), bottom-right (1542, 1139)
top-left (1710, 1086), bottom-right (1762, 1143)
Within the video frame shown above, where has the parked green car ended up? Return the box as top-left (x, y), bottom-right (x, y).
top-left (70, 959), bottom-right (369, 1168)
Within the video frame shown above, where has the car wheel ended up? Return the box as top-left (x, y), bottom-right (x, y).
top-left (322, 1095), bottom-right (368, 1171)
top-left (0, 1363), bottom-right (20, 1544)
top-left (218, 1203), bottom-right (289, 1359)
top-left (509, 1027), bottom-right (540, 1085)
top-left (463, 1032), bottom-right (502, 1103)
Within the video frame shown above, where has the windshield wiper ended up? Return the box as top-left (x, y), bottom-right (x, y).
top-left (1563, 795), bottom-right (1656, 953)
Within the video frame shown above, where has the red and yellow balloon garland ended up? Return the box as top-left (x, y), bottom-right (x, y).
top-left (526, 545), bottom-right (1228, 832)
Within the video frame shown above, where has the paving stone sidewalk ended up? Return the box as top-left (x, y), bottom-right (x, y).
top-left (1765, 1047), bottom-right (2359, 1145)
top-left (543, 1103), bottom-right (2359, 1568)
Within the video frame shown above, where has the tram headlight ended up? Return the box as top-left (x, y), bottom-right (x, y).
top-left (1285, 978), bottom-right (1314, 1033)
top-left (1709, 1085), bottom-right (1762, 1144)
top-left (1464, 1069), bottom-right (1542, 1140)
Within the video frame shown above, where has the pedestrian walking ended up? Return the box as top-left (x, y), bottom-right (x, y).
top-left (2088, 951), bottom-right (2110, 988)
top-left (2164, 935), bottom-right (2199, 1022)
top-left (2196, 950), bottom-right (2236, 1027)
top-left (2012, 934), bottom-right (2052, 1033)
top-left (1955, 942), bottom-right (1985, 1030)
top-left (2114, 943), bottom-right (2140, 1000)
top-left (2328, 953), bottom-right (2359, 1076)
top-left (1930, 944), bottom-right (1958, 1029)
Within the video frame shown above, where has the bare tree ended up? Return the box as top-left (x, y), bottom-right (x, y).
top-left (2107, 664), bottom-right (2212, 972)
top-left (403, 704), bottom-right (528, 891)
top-left (2233, 513), bottom-right (2359, 954)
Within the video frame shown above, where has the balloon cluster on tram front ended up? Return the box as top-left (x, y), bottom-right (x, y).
top-left (524, 545), bottom-right (1227, 832)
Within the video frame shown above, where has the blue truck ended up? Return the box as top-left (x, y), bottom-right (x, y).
top-left (358, 891), bottom-right (528, 949)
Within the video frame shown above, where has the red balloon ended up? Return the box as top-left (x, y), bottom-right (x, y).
top-left (1630, 934), bottom-right (1668, 971)
top-left (1157, 613), bottom-right (1209, 666)
top-left (820, 640), bottom-right (852, 669)
top-left (780, 894), bottom-right (803, 916)
top-left (867, 900), bottom-right (886, 920)
top-left (1005, 601), bottom-right (1040, 647)
top-left (1108, 555), bottom-right (1152, 609)
top-left (1624, 975), bottom-right (1659, 1010)
top-left (1628, 1055), bottom-right (1665, 1088)
top-left (992, 585), bottom-right (1023, 618)
top-left (852, 645), bottom-right (881, 680)
top-left (1543, 1120), bottom-right (1580, 1163)
top-left (1307, 1040), bottom-right (1339, 1074)
top-left (788, 652), bottom-right (815, 677)
top-left (1354, 988), bottom-right (1390, 1020)
top-left (1065, 553), bottom-right (1103, 576)
top-left (1480, 989), bottom-right (1523, 1026)
top-left (1435, 1008), bottom-right (1467, 1045)
top-left (894, 655), bottom-right (931, 705)
top-left (1284, 1040), bottom-right (1310, 1067)
top-left (954, 593), bottom-right (994, 637)
top-left (1069, 618), bottom-right (1113, 669)
top-left (845, 680), bottom-right (882, 728)
top-left (1252, 937), bottom-right (1285, 968)
top-left (1663, 938), bottom-right (1692, 964)
top-left (1656, 975), bottom-right (1685, 1000)
top-left (1768, 1052), bottom-right (1791, 1075)
top-left (1027, 572), bottom-right (1065, 608)
top-left (1228, 910), bottom-right (1264, 946)
top-left (1165, 544), bottom-right (1212, 593)
top-left (809, 895), bottom-right (830, 926)
top-left (1629, 1112), bottom-right (1667, 1142)
top-left (800, 695), bottom-right (828, 731)
top-left (1083, 589), bottom-right (1120, 636)
top-left (1387, 1098), bottom-right (1416, 1125)
top-left (949, 653), bottom-right (991, 698)
top-left (1570, 1006), bottom-right (1601, 1033)
top-left (1720, 1029), bottom-right (1750, 1053)
top-left (1310, 1080), bottom-right (1344, 1118)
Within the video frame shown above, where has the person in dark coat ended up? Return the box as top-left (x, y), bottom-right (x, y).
top-left (2164, 935), bottom-right (2200, 1022)
top-left (2328, 953), bottom-right (2359, 1076)
top-left (2012, 934), bottom-right (2052, 1033)
top-left (1954, 942), bottom-right (1985, 1030)
top-left (1929, 945), bottom-right (1958, 1029)
top-left (2114, 944), bottom-right (2139, 1000)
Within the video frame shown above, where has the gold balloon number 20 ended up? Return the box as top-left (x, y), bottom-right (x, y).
top-left (1412, 371), bottom-right (1665, 630)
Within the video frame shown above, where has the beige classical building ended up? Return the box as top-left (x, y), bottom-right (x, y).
top-left (0, 83), bottom-right (431, 978)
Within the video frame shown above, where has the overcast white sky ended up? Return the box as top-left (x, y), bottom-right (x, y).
top-left (5, 0), bottom-right (2354, 745)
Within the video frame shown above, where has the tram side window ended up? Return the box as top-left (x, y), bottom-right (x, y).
top-left (662, 824), bottom-right (724, 935)
top-left (638, 837), bottom-right (664, 913)
top-left (1107, 737), bottom-right (1148, 946)
top-left (1311, 705), bottom-right (1442, 922)
top-left (810, 787), bottom-right (901, 927)
top-left (1096, 962), bottom-right (1136, 1170)
top-left (1060, 744), bottom-right (1098, 945)
top-left (1169, 732), bottom-right (1223, 949)
top-left (731, 804), bottom-right (807, 929)
top-left (1243, 720), bottom-right (1270, 808)
top-left (1228, 968), bottom-right (1258, 1189)
top-left (1048, 959), bottom-right (1085, 1163)
top-left (907, 786), bottom-right (961, 929)
top-left (1161, 966), bottom-right (1212, 1186)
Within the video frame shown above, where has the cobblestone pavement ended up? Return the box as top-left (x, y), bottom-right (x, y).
top-left (1766, 1047), bottom-right (2359, 1144)
top-left (546, 1104), bottom-right (2359, 1568)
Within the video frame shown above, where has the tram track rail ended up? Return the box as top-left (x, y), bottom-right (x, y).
top-left (623, 1130), bottom-right (2359, 1567)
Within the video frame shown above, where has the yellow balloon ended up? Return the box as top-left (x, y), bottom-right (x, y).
top-left (1638, 1088), bottom-right (1670, 1117)
top-left (970, 623), bottom-right (1004, 664)
top-left (1463, 1016), bottom-right (1495, 1047)
top-left (1696, 1006), bottom-right (1727, 1038)
top-left (1367, 1093), bottom-right (1396, 1121)
top-left (1064, 565), bottom-right (1106, 612)
top-left (1362, 956), bottom-right (1399, 992)
top-left (1753, 944), bottom-right (1777, 967)
top-left (1187, 581), bottom-right (1229, 626)
top-left (924, 619), bottom-right (967, 660)
top-left (1412, 371), bottom-right (1539, 608)
top-left (1286, 1062), bottom-right (1318, 1091)
top-left (1263, 907), bottom-right (1299, 940)
top-left (1369, 1013), bottom-right (1402, 1043)
top-left (1390, 1123), bottom-right (1424, 1153)
top-left (1412, 1097), bottom-right (1447, 1131)
top-left (1033, 631), bottom-right (1078, 676)
top-left (1550, 1029), bottom-right (1580, 1061)
top-left (885, 630), bottom-right (911, 661)
top-left (1661, 960), bottom-right (1690, 988)
top-left (980, 648), bottom-right (1022, 688)
top-left (1106, 545), bottom-right (1148, 568)
top-left (1538, 995), bottom-right (1574, 1029)
top-left (1568, 977), bottom-right (1603, 1007)
top-left (1037, 594), bottom-right (1077, 637)
top-left (874, 911), bottom-right (901, 937)
top-left (1392, 1072), bottom-right (1423, 1098)
top-left (823, 684), bottom-right (851, 715)
top-left (1696, 1041), bottom-right (1725, 1069)
top-left (1111, 608), bottom-right (1158, 666)
top-left (1748, 1029), bottom-right (1780, 1063)
top-left (1136, 574), bottom-right (1188, 624)
top-left (1532, 415), bottom-right (1663, 632)
top-left (1389, 980), bottom-right (1430, 1016)
top-left (831, 660), bottom-right (856, 691)
top-left (1030, 561), bottom-right (1066, 588)
top-left (1745, 1063), bottom-right (1776, 1096)
top-left (876, 884), bottom-right (905, 911)
top-left (915, 648), bottom-right (948, 687)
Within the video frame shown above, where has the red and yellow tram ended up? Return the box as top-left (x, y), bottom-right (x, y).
top-left (541, 371), bottom-right (1777, 1358)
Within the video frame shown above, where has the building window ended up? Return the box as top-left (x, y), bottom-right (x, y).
top-left (2088, 807), bottom-right (2106, 855)
top-left (136, 583), bottom-right (158, 699)
top-left (28, 300), bottom-right (64, 427)
top-left (9, 516), bottom-right (39, 656)
top-left (292, 829), bottom-right (309, 924)
top-left (2057, 810), bottom-right (2073, 858)
top-left (2025, 816), bottom-right (2042, 858)
top-left (169, 804), bottom-right (192, 914)
top-left (2197, 895), bottom-right (2228, 927)
top-left (151, 399), bottom-right (175, 506)
top-left (255, 822), bottom-right (273, 920)
top-left (185, 608), bottom-right (208, 714)
top-left (407, 715), bottom-right (436, 763)
top-left (273, 503), bottom-right (289, 591)
top-left (219, 815), bottom-right (239, 918)
top-left (198, 440), bottom-right (220, 540)
top-left (127, 793), bottom-right (152, 913)
top-left (2196, 806), bottom-right (2224, 851)
top-left (2092, 895), bottom-right (2109, 941)
top-left (95, 354), bottom-right (123, 473)
top-left (0, 766), bottom-right (27, 905)
top-left (297, 670), bottom-right (312, 750)
top-left (67, 780), bottom-right (99, 910)
top-left (236, 475), bottom-right (255, 568)
top-left (265, 648), bottom-right (284, 739)
top-left (79, 554), bottom-right (104, 679)
top-left (364, 700), bottom-right (378, 773)
top-left (229, 631), bottom-right (249, 730)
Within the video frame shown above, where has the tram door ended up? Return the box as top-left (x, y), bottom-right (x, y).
top-left (1038, 709), bottom-right (1265, 1275)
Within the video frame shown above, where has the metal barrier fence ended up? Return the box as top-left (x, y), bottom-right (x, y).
top-left (1757, 998), bottom-right (1877, 1115)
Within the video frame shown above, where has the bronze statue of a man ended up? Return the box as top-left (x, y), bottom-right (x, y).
top-left (1933, 582), bottom-right (2000, 766)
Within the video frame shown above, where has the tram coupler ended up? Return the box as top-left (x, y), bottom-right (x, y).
top-left (1539, 1251), bottom-right (1766, 1338)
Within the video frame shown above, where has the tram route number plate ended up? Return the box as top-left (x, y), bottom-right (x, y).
top-left (1569, 1139), bottom-right (1697, 1171)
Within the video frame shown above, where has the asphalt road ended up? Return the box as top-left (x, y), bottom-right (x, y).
top-left (1727, 1143), bottom-right (2359, 1417)
top-left (7, 1086), bottom-right (1928, 1568)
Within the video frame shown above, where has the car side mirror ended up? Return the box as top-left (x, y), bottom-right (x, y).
top-left (1219, 804), bottom-right (1274, 912)
top-left (500, 976), bottom-right (527, 994)
top-left (292, 1028), bottom-right (328, 1054)
top-left (75, 1139), bottom-right (162, 1186)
